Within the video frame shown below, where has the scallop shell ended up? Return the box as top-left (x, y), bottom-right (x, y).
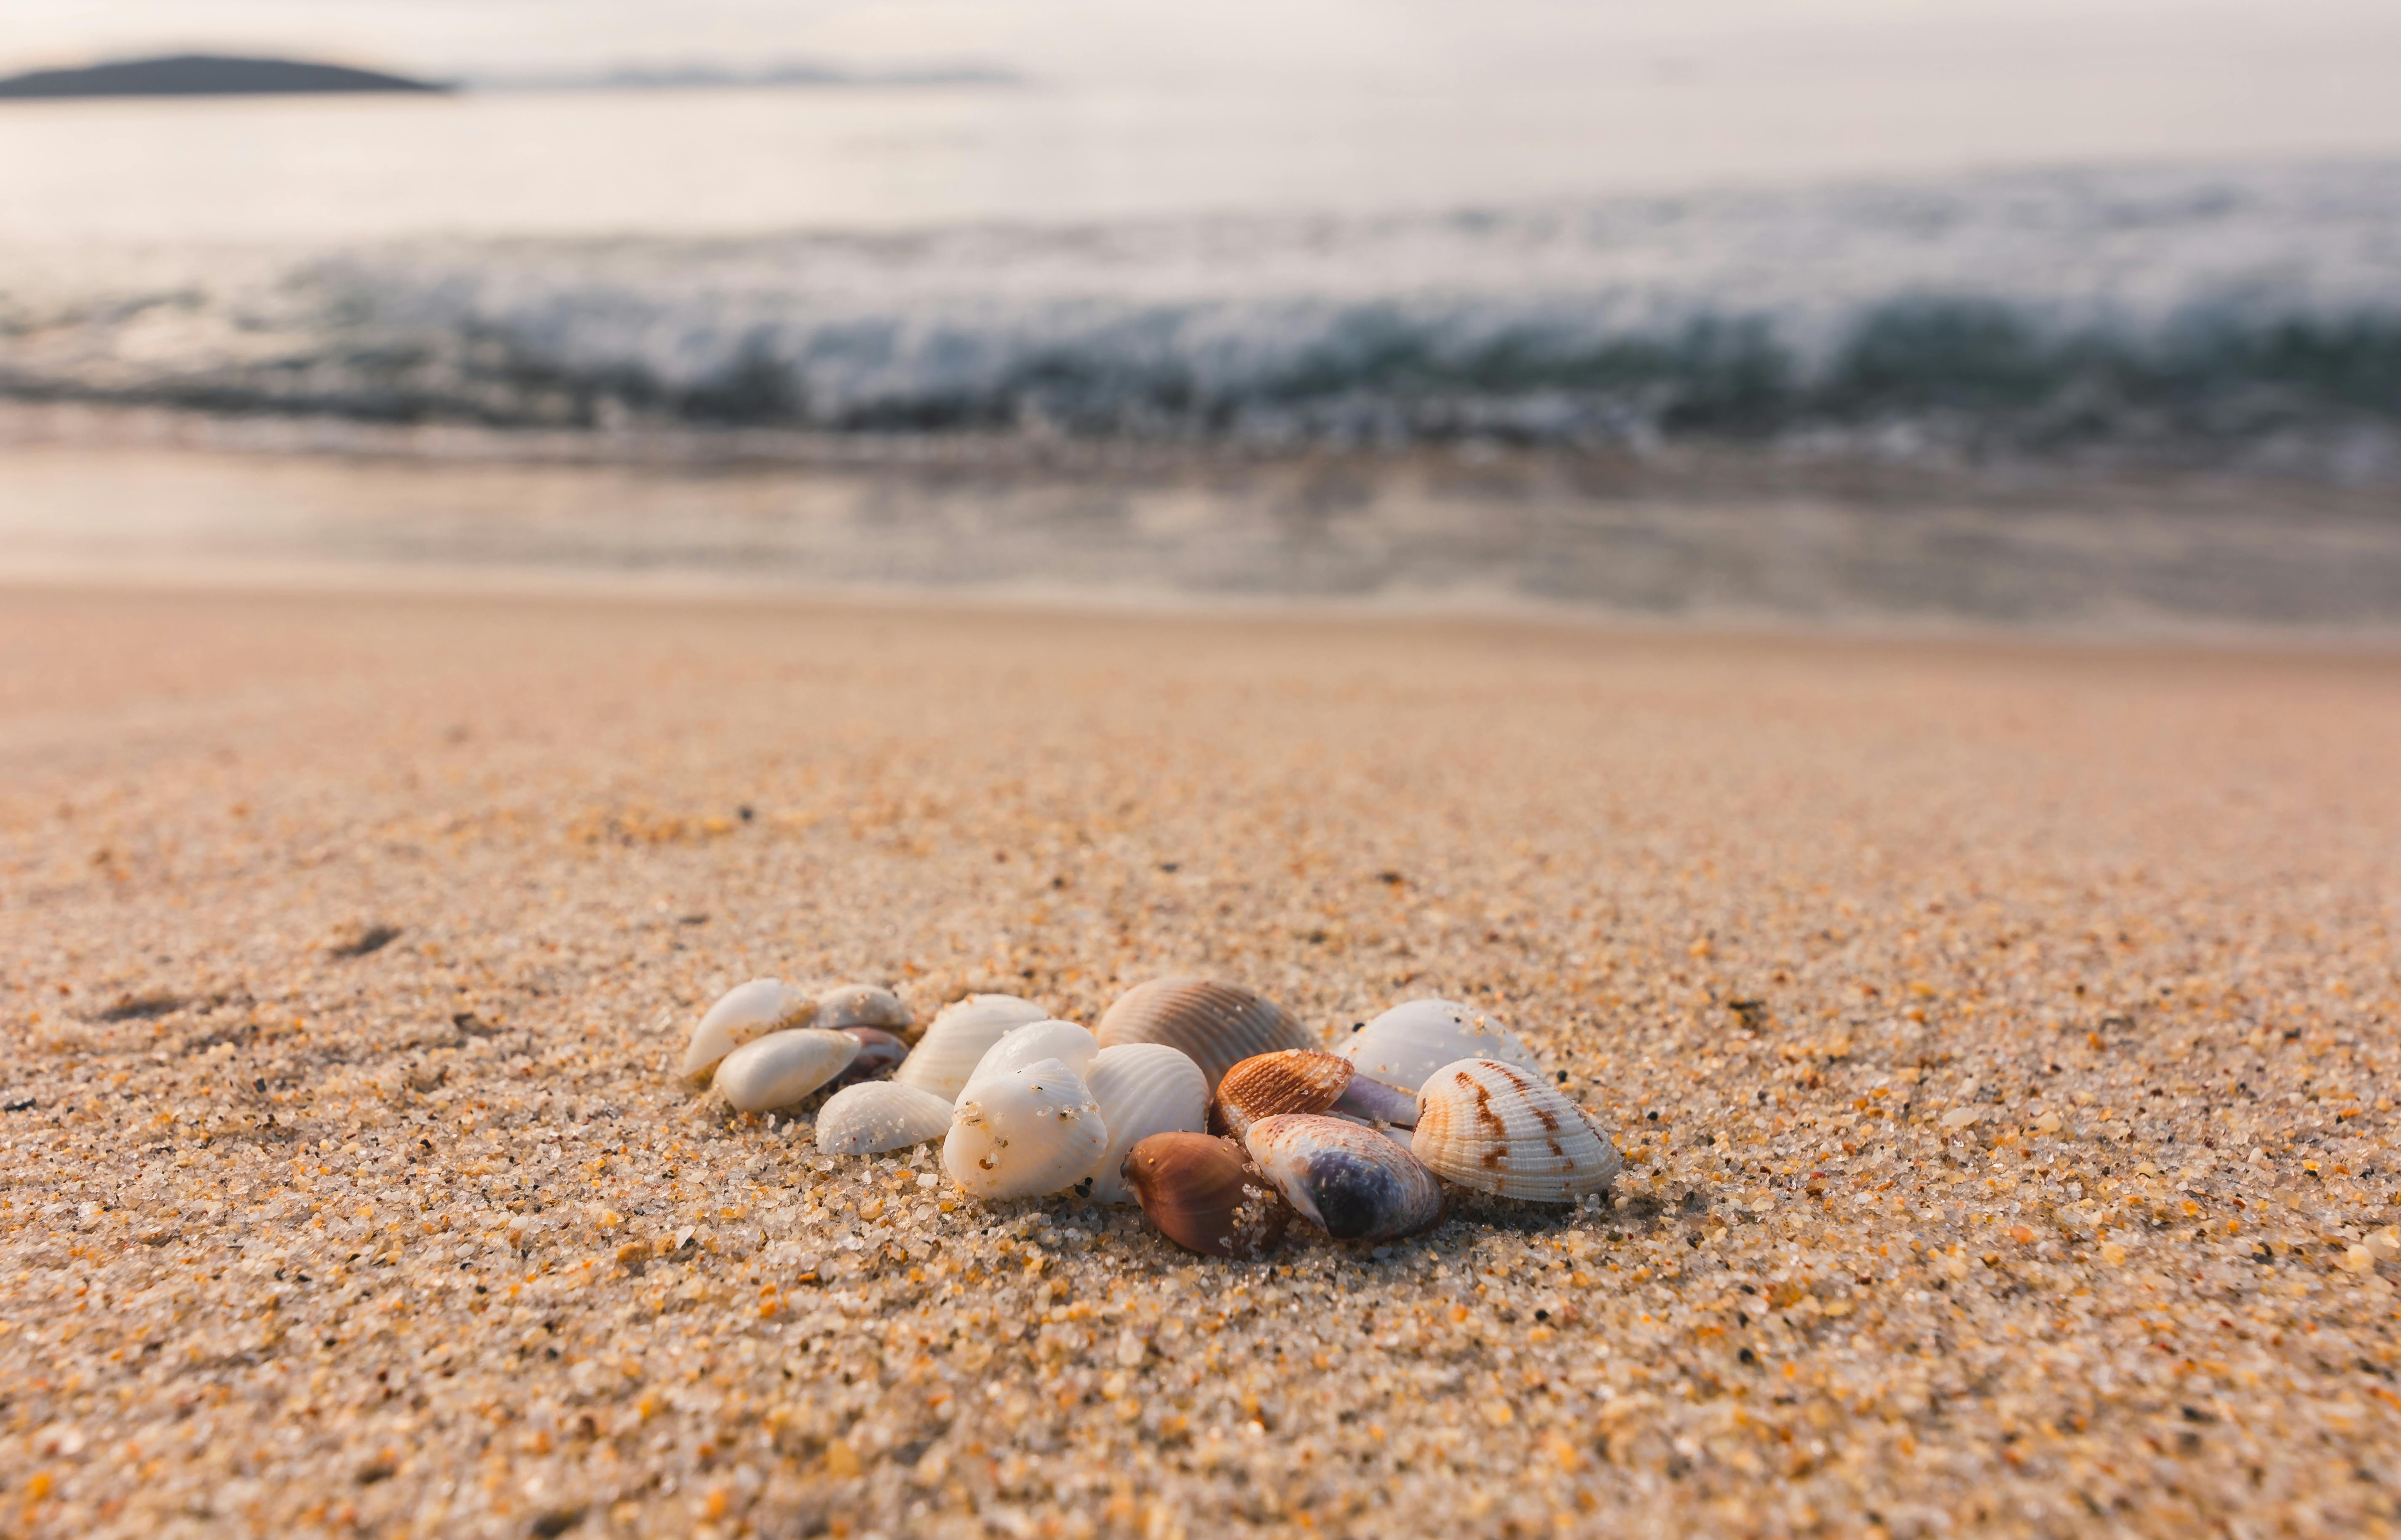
top-left (1095, 978), bottom-right (1312, 1093)
top-left (1210, 1048), bottom-right (1419, 1140)
top-left (815, 1080), bottom-right (954, 1156)
top-left (942, 1058), bottom-right (1109, 1200)
top-left (823, 1026), bottom-right (910, 1093)
top-left (712, 1027), bottom-right (860, 1113)
top-left (1244, 1113), bottom-right (1444, 1242)
top-left (815, 983), bottom-right (913, 1032)
top-left (1081, 1044), bottom-right (1210, 1204)
top-left (680, 978), bottom-right (814, 1081)
top-left (1338, 999), bottom-right (1543, 1095)
top-left (963, 1019), bottom-right (1097, 1098)
top-left (1121, 1132), bottom-right (1291, 1259)
top-left (893, 994), bottom-right (1048, 1101)
top-left (1411, 1059), bottom-right (1621, 1202)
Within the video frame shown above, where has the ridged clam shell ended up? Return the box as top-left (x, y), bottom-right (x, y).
top-left (815, 1080), bottom-right (954, 1155)
top-left (680, 978), bottom-right (814, 1081)
top-left (1244, 1113), bottom-right (1444, 1242)
top-left (1338, 999), bottom-right (1543, 1095)
top-left (824, 1026), bottom-right (910, 1093)
top-left (815, 983), bottom-right (913, 1032)
top-left (963, 1020), bottom-right (1097, 1098)
top-left (713, 1028), bottom-right (860, 1113)
top-left (1411, 1059), bottom-right (1621, 1202)
top-left (1122, 1132), bottom-right (1291, 1259)
top-left (1082, 1044), bottom-right (1210, 1204)
top-left (893, 994), bottom-right (1048, 1101)
top-left (1095, 978), bottom-right (1312, 1093)
top-left (1210, 1049), bottom-right (1352, 1140)
top-left (942, 1058), bottom-right (1108, 1200)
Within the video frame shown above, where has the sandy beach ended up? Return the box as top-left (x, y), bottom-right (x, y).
top-left (3, 583), bottom-right (2398, 1538)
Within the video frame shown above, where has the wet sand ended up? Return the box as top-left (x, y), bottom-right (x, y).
top-left (2, 584), bottom-right (2398, 1538)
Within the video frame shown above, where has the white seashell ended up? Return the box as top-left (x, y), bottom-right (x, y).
top-left (1095, 978), bottom-right (1312, 1093)
top-left (1338, 999), bottom-right (1543, 1095)
top-left (962, 1019), bottom-right (1097, 1098)
top-left (1410, 1058), bottom-right (1621, 1202)
top-left (681, 978), bottom-right (814, 1081)
top-left (713, 1028), bottom-right (860, 1113)
top-left (894, 994), bottom-right (1049, 1101)
top-left (942, 1058), bottom-right (1108, 1200)
top-left (1244, 1113), bottom-right (1444, 1242)
top-left (816, 1080), bottom-right (955, 1155)
top-left (815, 983), bottom-right (913, 1032)
top-left (1081, 1043), bottom-right (1210, 1204)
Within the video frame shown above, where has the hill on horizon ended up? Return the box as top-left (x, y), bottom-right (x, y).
top-left (0, 54), bottom-right (447, 100)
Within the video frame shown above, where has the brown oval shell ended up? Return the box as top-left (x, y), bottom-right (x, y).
top-left (1209, 1049), bottom-right (1353, 1139)
top-left (1121, 1131), bottom-right (1291, 1259)
top-left (1096, 979), bottom-right (1312, 1093)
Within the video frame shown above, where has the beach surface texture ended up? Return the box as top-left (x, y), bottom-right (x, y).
top-left (3, 585), bottom-right (2397, 1537)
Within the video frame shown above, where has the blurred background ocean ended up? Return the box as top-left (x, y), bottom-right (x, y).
top-left (4, 0), bottom-right (2400, 627)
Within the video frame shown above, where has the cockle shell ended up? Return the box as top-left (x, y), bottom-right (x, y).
top-left (1122, 1132), bottom-right (1291, 1259)
top-left (681, 978), bottom-right (814, 1081)
top-left (713, 1027), bottom-right (860, 1113)
top-left (1095, 978), bottom-right (1312, 1093)
top-left (963, 1020), bottom-right (1097, 1098)
top-left (1338, 999), bottom-right (1543, 1095)
top-left (815, 1080), bottom-right (954, 1156)
top-left (894, 994), bottom-right (1049, 1101)
top-left (1081, 1044), bottom-right (1210, 1204)
top-left (815, 983), bottom-right (913, 1032)
top-left (824, 1026), bottom-right (910, 1093)
top-left (1244, 1114), bottom-right (1444, 1242)
top-left (1411, 1059), bottom-right (1621, 1202)
top-left (942, 1058), bottom-right (1109, 1200)
top-left (1210, 1049), bottom-right (1418, 1141)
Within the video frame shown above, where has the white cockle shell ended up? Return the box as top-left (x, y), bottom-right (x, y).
top-left (894, 994), bottom-right (1049, 1101)
top-left (1338, 999), bottom-right (1543, 1095)
top-left (681, 978), bottom-right (814, 1082)
top-left (1095, 978), bottom-right (1312, 1093)
top-left (1411, 1058), bottom-right (1621, 1202)
top-left (815, 1080), bottom-right (955, 1156)
top-left (1081, 1043), bottom-right (1210, 1204)
top-left (815, 983), bottom-right (913, 1032)
top-left (962, 1019), bottom-right (1098, 1098)
top-left (713, 1027), bottom-right (860, 1113)
top-left (942, 1058), bottom-right (1109, 1201)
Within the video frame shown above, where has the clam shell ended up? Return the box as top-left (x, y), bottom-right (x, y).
top-left (1082, 1044), bottom-right (1210, 1204)
top-left (680, 978), bottom-right (814, 1081)
top-left (893, 994), bottom-right (1048, 1101)
top-left (1095, 978), bottom-right (1312, 1093)
top-left (963, 1019), bottom-right (1097, 1098)
top-left (815, 983), bottom-right (913, 1032)
top-left (824, 1026), bottom-right (910, 1093)
top-left (942, 1058), bottom-right (1108, 1200)
top-left (1210, 1049), bottom-right (1353, 1140)
top-left (1411, 1059), bottom-right (1621, 1202)
top-left (1338, 999), bottom-right (1542, 1095)
top-left (1121, 1132), bottom-right (1291, 1259)
top-left (713, 1028), bottom-right (860, 1113)
top-left (1244, 1113), bottom-right (1444, 1242)
top-left (815, 1080), bottom-right (954, 1156)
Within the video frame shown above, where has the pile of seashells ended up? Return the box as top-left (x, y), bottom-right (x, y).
top-left (677, 976), bottom-right (1623, 1258)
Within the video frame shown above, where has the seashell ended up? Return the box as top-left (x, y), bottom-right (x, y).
top-left (1095, 978), bottom-right (1312, 1093)
top-left (712, 1028), bottom-right (860, 1113)
top-left (1121, 1132), bottom-right (1291, 1259)
top-left (1411, 1059), bottom-right (1621, 1202)
top-left (962, 1019), bottom-right (1097, 1098)
top-left (894, 994), bottom-right (1049, 1101)
top-left (1210, 1049), bottom-right (1418, 1141)
top-left (1081, 1044), bottom-right (1209, 1204)
top-left (942, 1058), bottom-right (1108, 1200)
top-left (680, 978), bottom-right (814, 1081)
top-left (1243, 1113), bottom-right (1444, 1242)
top-left (823, 1026), bottom-right (910, 1093)
top-left (815, 983), bottom-right (913, 1033)
top-left (815, 1079), bottom-right (954, 1156)
top-left (1338, 998), bottom-right (1543, 1095)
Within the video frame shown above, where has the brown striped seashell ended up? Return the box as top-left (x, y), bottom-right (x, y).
top-left (1121, 1132), bottom-right (1291, 1259)
top-left (1095, 978), bottom-right (1312, 1093)
top-left (823, 1026), bottom-right (909, 1093)
top-left (1243, 1114), bottom-right (1444, 1243)
top-left (1209, 1049), bottom-right (1418, 1141)
top-left (1411, 1059), bottom-right (1622, 1202)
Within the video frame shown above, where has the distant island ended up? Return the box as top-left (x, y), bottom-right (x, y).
top-left (0, 54), bottom-right (447, 100)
